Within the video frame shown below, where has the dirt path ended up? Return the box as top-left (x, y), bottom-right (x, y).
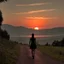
top-left (16, 45), bottom-right (64, 64)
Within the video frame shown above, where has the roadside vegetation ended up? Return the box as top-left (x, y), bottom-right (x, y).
top-left (0, 39), bottom-right (20, 64)
top-left (38, 45), bottom-right (64, 62)
top-left (38, 37), bottom-right (64, 62)
top-left (0, 4), bottom-right (21, 64)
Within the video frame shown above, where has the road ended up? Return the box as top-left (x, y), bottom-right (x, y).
top-left (16, 45), bottom-right (64, 64)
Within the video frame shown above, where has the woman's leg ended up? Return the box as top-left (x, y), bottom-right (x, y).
top-left (32, 49), bottom-right (35, 59)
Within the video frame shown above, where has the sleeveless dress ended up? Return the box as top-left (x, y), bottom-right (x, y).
top-left (30, 38), bottom-right (37, 49)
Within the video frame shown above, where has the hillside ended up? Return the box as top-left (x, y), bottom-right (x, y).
top-left (0, 39), bottom-right (20, 64)
top-left (1, 24), bottom-right (64, 37)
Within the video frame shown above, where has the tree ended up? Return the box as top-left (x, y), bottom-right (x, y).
top-left (0, 0), bottom-right (7, 2)
top-left (0, 11), bottom-right (3, 38)
top-left (0, 11), bottom-right (3, 27)
top-left (0, 0), bottom-right (7, 26)
top-left (60, 38), bottom-right (64, 46)
top-left (52, 40), bottom-right (59, 46)
top-left (0, 29), bottom-right (10, 40)
top-left (0, 0), bottom-right (7, 37)
top-left (52, 39), bottom-right (64, 47)
top-left (45, 42), bottom-right (50, 46)
top-left (2, 30), bottom-right (10, 40)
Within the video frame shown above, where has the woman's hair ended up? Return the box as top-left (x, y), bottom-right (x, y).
top-left (32, 33), bottom-right (34, 37)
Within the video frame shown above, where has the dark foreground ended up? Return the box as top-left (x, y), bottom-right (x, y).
top-left (16, 45), bottom-right (64, 64)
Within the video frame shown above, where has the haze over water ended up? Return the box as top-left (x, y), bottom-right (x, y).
top-left (11, 34), bottom-right (64, 45)
top-left (0, 0), bottom-right (64, 45)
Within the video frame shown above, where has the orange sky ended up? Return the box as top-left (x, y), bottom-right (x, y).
top-left (3, 15), bottom-right (64, 29)
top-left (25, 18), bottom-right (46, 29)
top-left (0, 0), bottom-right (64, 29)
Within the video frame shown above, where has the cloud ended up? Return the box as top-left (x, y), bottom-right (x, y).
top-left (16, 2), bottom-right (51, 6)
top-left (13, 9), bottom-right (55, 15)
top-left (27, 9), bottom-right (55, 14)
top-left (26, 17), bottom-right (56, 19)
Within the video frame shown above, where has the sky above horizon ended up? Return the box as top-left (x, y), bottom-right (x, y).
top-left (0, 0), bottom-right (64, 29)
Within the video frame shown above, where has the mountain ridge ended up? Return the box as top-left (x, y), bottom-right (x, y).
top-left (1, 24), bottom-right (64, 37)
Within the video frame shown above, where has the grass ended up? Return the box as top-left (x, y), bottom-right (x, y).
top-left (38, 45), bottom-right (64, 62)
top-left (0, 39), bottom-right (20, 64)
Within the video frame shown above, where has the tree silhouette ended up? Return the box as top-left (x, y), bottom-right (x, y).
top-left (0, 11), bottom-right (10, 40)
top-left (45, 42), bottom-right (49, 46)
top-left (0, 0), bottom-right (7, 2)
top-left (1, 30), bottom-right (10, 40)
top-left (0, 10), bottom-right (3, 38)
top-left (52, 39), bottom-right (64, 47)
top-left (60, 38), bottom-right (64, 46)
top-left (0, 11), bottom-right (3, 27)
top-left (0, 0), bottom-right (7, 38)
top-left (0, 0), bottom-right (7, 27)
top-left (52, 40), bottom-right (60, 46)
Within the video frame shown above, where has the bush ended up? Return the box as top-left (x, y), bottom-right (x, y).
top-left (52, 38), bottom-right (64, 46)
top-left (0, 39), bottom-right (19, 64)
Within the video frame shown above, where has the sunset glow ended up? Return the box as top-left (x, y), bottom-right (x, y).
top-left (34, 27), bottom-right (39, 30)
top-left (25, 17), bottom-right (47, 29)
top-left (0, 0), bottom-right (64, 29)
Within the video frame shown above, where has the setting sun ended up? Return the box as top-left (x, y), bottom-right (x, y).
top-left (34, 27), bottom-right (39, 30)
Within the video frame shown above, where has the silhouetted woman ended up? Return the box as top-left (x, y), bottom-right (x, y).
top-left (29, 33), bottom-right (37, 59)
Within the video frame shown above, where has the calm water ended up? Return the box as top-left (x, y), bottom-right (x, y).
top-left (11, 34), bottom-right (64, 45)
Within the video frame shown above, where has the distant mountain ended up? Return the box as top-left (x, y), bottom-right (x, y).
top-left (1, 24), bottom-right (37, 36)
top-left (1, 24), bottom-right (64, 37)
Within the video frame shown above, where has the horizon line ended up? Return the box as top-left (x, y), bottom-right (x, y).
top-left (2, 24), bottom-right (64, 30)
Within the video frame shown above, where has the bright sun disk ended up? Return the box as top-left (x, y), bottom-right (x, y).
top-left (34, 27), bottom-right (39, 30)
